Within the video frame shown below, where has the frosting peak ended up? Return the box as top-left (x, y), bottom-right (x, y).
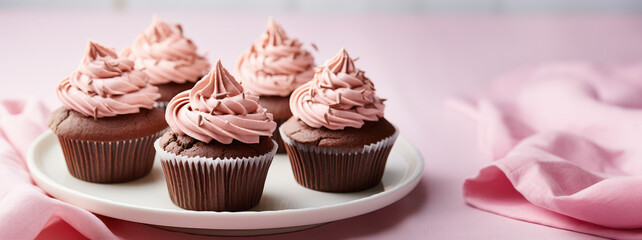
top-left (290, 48), bottom-right (385, 130)
top-left (194, 60), bottom-right (243, 97)
top-left (56, 40), bottom-right (160, 119)
top-left (263, 17), bottom-right (288, 47)
top-left (326, 48), bottom-right (356, 74)
top-left (121, 15), bottom-right (210, 85)
top-left (147, 15), bottom-right (175, 43)
top-left (78, 41), bottom-right (135, 80)
top-left (189, 60), bottom-right (244, 113)
top-left (236, 17), bottom-right (315, 97)
top-left (166, 59), bottom-right (276, 144)
top-left (82, 41), bottom-right (116, 63)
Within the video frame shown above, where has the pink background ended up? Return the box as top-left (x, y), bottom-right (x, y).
top-left (3, 10), bottom-right (642, 239)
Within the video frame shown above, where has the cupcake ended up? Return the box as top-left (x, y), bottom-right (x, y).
top-left (156, 59), bottom-right (277, 211)
top-left (236, 17), bottom-right (315, 153)
top-left (281, 48), bottom-right (398, 192)
top-left (121, 15), bottom-right (210, 109)
top-left (48, 40), bottom-right (166, 183)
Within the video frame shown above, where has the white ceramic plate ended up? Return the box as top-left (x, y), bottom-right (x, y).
top-left (27, 130), bottom-right (423, 236)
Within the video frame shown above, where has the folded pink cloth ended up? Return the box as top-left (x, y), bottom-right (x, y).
top-left (453, 62), bottom-right (642, 239)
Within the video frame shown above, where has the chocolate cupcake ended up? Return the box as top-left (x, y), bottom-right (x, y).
top-left (236, 17), bottom-right (315, 153)
top-left (48, 40), bottom-right (166, 183)
top-left (156, 59), bottom-right (277, 211)
top-left (121, 15), bottom-right (210, 109)
top-left (281, 48), bottom-right (398, 192)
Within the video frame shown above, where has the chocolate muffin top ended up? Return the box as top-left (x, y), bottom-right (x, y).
top-left (257, 95), bottom-right (292, 122)
top-left (159, 130), bottom-right (274, 159)
top-left (281, 117), bottom-right (395, 149)
top-left (156, 81), bottom-right (196, 102)
top-left (48, 107), bottom-right (167, 141)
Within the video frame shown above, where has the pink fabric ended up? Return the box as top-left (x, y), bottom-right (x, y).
top-left (454, 62), bottom-right (642, 239)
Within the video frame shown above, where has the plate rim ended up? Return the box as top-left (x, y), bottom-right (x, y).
top-left (27, 130), bottom-right (424, 230)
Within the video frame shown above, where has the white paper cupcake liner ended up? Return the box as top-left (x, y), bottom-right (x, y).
top-left (58, 131), bottom-right (165, 183)
top-left (154, 139), bottom-right (277, 211)
top-left (279, 125), bottom-right (399, 192)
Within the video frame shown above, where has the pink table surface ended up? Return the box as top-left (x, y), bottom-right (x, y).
top-left (3, 10), bottom-right (642, 239)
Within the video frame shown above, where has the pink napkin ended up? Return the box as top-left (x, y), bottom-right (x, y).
top-left (452, 62), bottom-right (642, 239)
top-left (0, 98), bottom-right (118, 240)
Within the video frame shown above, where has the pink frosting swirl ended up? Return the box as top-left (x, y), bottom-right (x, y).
top-left (121, 15), bottom-right (210, 85)
top-left (56, 41), bottom-right (160, 119)
top-left (236, 17), bottom-right (315, 97)
top-left (290, 48), bottom-right (386, 130)
top-left (166, 59), bottom-right (276, 144)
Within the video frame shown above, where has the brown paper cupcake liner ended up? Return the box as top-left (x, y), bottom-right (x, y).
top-left (155, 139), bottom-right (277, 212)
top-left (58, 131), bottom-right (164, 183)
top-left (280, 126), bottom-right (399, 192)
